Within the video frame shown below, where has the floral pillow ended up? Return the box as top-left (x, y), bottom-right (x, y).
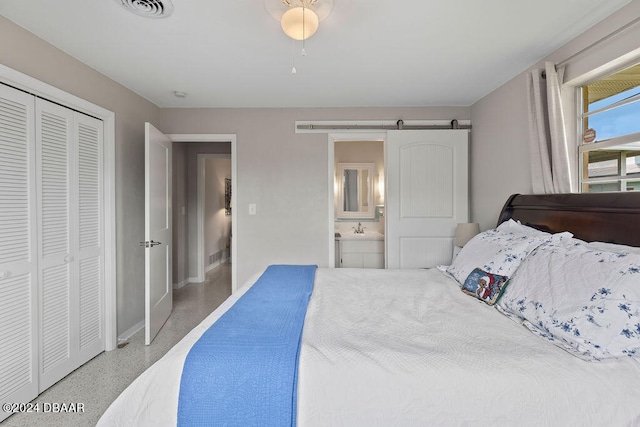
top-left (497, 239), bottom-right (640, 360)
top-left (461, 268), bottom-right (509, 305)
top-left (445, 220), bottom-right (569, 286)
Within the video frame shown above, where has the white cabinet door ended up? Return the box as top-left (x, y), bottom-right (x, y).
top-left (386, 130), bottom-right (469, 269)
top-left (0, 84), bottom-right (38, 420)
top-left (339, 239), bottom-right (384, 268)
top-left (341, 253), bottom-right (364, 268)
top-left (362, 253), bottom-right (385, 269)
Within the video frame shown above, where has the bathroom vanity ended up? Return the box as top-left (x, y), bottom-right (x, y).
top-left (335, 232), bottom-right (384, 268)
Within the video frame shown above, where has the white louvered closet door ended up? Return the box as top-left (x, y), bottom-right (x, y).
top-left (73, 112), bottom-right (104, 366)
top-left (0, 84), bottom-right (39, 417)
top-left (36, 99), bottom-right (75, 390)
top-left (36, 99), bottom-right (104, 391)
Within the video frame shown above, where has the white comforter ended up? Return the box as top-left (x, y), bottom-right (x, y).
top-left (99, 268), bottom-right (640, 426)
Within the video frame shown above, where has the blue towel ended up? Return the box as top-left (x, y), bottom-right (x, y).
top-left (177, 264), bottom-right (317, 426)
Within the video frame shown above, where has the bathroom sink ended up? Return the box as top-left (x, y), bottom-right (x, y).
top-left (337, 231), bottom-right (384, 239)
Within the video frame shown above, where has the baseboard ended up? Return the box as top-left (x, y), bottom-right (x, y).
top-left (174, 263), bottom-right (228, 289)
top-left (117, 319), bottom-right (144, 343)
top-left (173, 278), bottom-right (190, 289)
top-left (205, 255), bottom-right (230, 274)
top-left (205, 259), bottom-right (221, 273)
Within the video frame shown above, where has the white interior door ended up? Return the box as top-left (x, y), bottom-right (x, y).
top-left (386, 130), bottom-right (468, 269)
top-left (144, 123), bottom-right (172, 345)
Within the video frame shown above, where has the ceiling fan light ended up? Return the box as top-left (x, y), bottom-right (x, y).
top-left (281, 7), bottom-right (319, 40)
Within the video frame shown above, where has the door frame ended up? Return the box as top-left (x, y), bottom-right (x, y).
top-left (169, 134), bottom-right (238, 292)
top-left (327, 132), bottom-right (386, 267)
top-left (0, 63), bottom-right (117, 351)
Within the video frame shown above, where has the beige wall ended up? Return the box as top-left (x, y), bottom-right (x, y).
top-left (159, 107), bottom-right (470, 285)
top-left (0, 15), bottom-right (161, 336)
top-left (469, 0), bottom-right (640, 231)
top-left (469, 76), bottom-right (532, 230)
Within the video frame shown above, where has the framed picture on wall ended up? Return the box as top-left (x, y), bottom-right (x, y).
top-left (225, 178), bottom-right (231, 216)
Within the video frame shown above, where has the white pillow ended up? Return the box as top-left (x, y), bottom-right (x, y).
top-left (498, 238), bottom-right (640, 361)
top-left (445, 220), bottom-right (569, 286)
top-left (496, 219), bottom-right (554, 238)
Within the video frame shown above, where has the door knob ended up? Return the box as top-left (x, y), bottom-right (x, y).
top-left (139, 240), bottom-right (162, 248)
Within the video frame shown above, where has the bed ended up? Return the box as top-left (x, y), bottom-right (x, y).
top-left (98, 193), bottom-right (640, 426)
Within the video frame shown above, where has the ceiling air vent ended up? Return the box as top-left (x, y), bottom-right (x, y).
top-left (115, 0), bottom-right (174, 19)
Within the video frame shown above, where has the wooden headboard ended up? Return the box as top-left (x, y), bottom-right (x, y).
top-left (497, 193), bottom-right (640, 248)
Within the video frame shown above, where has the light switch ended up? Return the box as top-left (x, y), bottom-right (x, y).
top-left (249, 204), bottom-right (257, 215)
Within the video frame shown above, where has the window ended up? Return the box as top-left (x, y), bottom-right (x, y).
top-left (579, 63), bottom-right (640, 192)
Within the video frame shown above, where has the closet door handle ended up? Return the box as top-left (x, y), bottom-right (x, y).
top-left (0, 271), bottom-right (9, 280)
top-left (64, 255), bottom-right (74, 263)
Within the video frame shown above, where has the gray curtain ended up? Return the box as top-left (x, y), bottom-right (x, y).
top-left (526, 61), bottom-right (573, 194)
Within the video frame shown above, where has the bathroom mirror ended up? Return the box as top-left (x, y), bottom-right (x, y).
top-left (336, 162), bottom-right (375, 219)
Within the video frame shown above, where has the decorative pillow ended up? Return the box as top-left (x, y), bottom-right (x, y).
top-left (461, 268), bottom-right (509, 305)
top-left (497, 238), bottom-right (640, 360)
top-left (445, 223), bottom-right (566, 286)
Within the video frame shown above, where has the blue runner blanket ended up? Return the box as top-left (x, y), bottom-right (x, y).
top-left (177, 264), bottom-right (317, 426)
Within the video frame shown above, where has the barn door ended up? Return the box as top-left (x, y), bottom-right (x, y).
top-left (386, 130), bottom-right (468, 269)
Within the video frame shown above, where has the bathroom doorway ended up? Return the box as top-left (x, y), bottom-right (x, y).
top-left (332, 138), bottom-right (385, 268)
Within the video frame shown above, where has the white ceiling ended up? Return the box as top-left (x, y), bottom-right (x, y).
top-left (0, 0), bottom-right (632, 108)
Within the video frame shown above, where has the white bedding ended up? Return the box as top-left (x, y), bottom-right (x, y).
top-left (98, 268), bottom-right (640, 426)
